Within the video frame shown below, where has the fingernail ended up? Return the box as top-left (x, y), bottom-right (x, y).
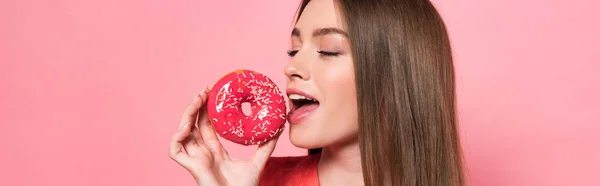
top-left (196, 90), bottom-right (205, 98)
top-left (180, 123), bottom-right (190, 131)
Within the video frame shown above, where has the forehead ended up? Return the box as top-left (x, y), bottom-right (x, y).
top-left (295, 0), bottom-right (346, 33)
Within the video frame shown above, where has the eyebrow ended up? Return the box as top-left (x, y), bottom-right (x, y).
top-left (291, 27), bottom-right (349, 38)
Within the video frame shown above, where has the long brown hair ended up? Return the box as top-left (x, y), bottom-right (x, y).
top-left (298, 0), bottom-right (465, 185)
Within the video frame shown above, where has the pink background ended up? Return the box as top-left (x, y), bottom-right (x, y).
top-left (1, 0), bottom-right (598, 185)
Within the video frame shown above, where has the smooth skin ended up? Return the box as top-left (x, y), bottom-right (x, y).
top-left (286, 0), bottom-right (363, 185)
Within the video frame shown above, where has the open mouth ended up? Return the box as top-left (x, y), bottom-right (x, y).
top-left (289, 94), bottom-right (320, 111)
top-left (287, 92), bottom-right (320, 123)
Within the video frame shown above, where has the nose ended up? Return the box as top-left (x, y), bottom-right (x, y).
top-left (284, 51), bottom-right (311, 81)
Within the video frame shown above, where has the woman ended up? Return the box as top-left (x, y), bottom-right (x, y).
top-left (169, 0), bottom-right (465, 185)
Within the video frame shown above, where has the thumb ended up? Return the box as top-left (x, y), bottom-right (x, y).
top-left (251, 135), bottom-right (280, 169)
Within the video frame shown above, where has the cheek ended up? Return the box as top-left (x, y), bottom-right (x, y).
top-left (321, 57), bottom-right (355, 107)
top-left (318, 57), bottom-right (358, 125)
top-left (316, 55), bottom-right (354, 85)
top-left (289, 57), bottom-right (358, 148)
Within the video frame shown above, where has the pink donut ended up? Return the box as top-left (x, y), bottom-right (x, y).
top-left (206, 70), bottom-right (286, 146)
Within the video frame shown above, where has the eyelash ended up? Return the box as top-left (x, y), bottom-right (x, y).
top-left (318, 50), bottom-right (341, 57)
top-left (286, 50), bottom-right (341, 57)
top-left (287, 50), bottom-right (298, 57)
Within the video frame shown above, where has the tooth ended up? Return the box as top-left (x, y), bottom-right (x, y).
top-left (289, 94), bottom-right (306, 100)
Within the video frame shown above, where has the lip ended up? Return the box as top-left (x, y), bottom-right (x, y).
top-left (286, 88), bottom-right (319, 124)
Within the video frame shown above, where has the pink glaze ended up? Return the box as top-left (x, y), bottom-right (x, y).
top-left (207, 70), bottom-right (287, 145)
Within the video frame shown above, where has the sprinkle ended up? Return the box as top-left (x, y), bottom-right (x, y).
top-left (210, 71), bottom-right (286, 146)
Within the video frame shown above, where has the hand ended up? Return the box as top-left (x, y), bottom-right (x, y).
top-left (169, 88), bottom-right (279, 186)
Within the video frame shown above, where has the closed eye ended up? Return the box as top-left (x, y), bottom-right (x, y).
top-left (317, 50), bottom-right (341, 57)
top-left (287, 50), bottom-right (298, 57)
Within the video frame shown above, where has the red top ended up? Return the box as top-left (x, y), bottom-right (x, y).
top-left (258, 154), bottom-right (320, 186)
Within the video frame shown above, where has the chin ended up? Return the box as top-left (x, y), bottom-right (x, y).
top-left (288, 127), bottom-right (326, 149)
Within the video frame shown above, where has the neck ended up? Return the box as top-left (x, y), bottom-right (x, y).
top-left (317, 138), bottom-right (364, 186)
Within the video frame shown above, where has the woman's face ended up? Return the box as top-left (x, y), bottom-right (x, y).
top-left (285, 0), bottom-right (358, 149)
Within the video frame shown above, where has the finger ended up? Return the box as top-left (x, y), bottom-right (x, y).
top-left (198, 104), bottom-right (218, 141)
top-left (191, 115), bottom-right (203, 144)
top-left (169, 122), bottom-right (192, 159)
top-left (183, 128), bottom-right (199, 153)
top-left (179, 89), bottom-right (209, 130)
top-left (197, 89), bottom-right (220, 142)
top-left (252, 134), bottom-right (280, 169)
top-left (198, 101), bottom-right (228, 158)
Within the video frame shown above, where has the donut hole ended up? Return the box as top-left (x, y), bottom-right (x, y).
top-left (241, 102), bottom-right (253, 116)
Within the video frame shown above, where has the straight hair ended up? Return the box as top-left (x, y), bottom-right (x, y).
top-left (298, 0), bottom-right (465, 185)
